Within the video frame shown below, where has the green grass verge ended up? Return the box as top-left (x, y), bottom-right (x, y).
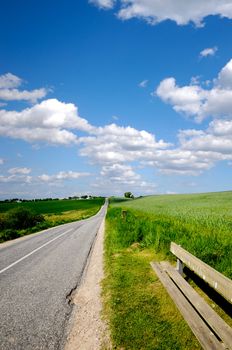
top-left (103, 215), bottom-right (201, 349)
top-left (103, 192), bottom-right (232, 349)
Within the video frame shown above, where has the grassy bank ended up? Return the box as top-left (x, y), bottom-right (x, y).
top-left (0, 198), bottom-right (104, 243)
top-left (103, 192), bottom-right (232, 349)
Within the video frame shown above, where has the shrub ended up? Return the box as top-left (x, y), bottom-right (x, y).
top-left (0, 229), bottom-right (20, 242)
top-left (6, 207), bottom-right (45, 230)
top-left (0, 215), bottom-right (6, 230)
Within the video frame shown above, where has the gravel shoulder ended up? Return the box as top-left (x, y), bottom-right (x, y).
top-left (65, 218), bottom-right (111, 350)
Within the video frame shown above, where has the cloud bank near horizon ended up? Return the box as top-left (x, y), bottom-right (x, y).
top-left (1, 59), bottom-right (232, 195)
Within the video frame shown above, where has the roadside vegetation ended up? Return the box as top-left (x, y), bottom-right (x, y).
top-left (0, 198), bottom-right (104, 243)
top-left (103, 191), bottom-right (232, 349)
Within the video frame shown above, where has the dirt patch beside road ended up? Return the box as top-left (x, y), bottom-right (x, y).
top-left (65, 219), bottom-right (111, 350)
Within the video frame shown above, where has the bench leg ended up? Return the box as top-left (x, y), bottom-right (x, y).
top-left (176, 258), bottom-right (183, 275)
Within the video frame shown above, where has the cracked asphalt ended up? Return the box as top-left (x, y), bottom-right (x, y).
top-left (0, 203), bottom-right (107, 350)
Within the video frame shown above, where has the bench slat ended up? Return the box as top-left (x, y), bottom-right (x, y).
top-left (171, 242), bottom-right (232, 304)
top-left (160, 261), bottom-right (232, 349)
top-left (151, 262), bottom-right (225, 350)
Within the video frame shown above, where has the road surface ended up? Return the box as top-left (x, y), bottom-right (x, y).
top-left (0, 202), bottom-right (107, 350)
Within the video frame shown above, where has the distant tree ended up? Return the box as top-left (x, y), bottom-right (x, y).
top-left (124, 192), bottom-right (134, 199)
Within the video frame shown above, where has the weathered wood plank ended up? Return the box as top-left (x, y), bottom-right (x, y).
top-left (170, 242), bottom-right (232, 304)
top-left (160, 261), bottom-right (232, 349)
top-left (151, 262), bottom-right (225, 350)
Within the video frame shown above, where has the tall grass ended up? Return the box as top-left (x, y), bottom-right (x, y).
top-left (103, 192), bottom-right (232, 349)
top-left (111, 192), bottom-right (232, 278)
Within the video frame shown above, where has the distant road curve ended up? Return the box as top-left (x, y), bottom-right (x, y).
top-left (0, 202), bottom-right (107, 350)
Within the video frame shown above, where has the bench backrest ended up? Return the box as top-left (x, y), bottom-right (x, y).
top-left (170, 242), bottom-right (232, 304)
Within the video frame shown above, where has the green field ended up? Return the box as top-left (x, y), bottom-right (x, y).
top-left (103, 192), bottom-right (232, 349)
top-left (0, 198), bottom-right (104, 214)
top-left (0, 198), bottom-right (105, 243)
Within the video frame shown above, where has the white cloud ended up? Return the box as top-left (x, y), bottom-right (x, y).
top-left (91, 174), bottom-right (156, 196)
top-left (139, 79), bottom-right (148, 88)
top-left (2, 66), bottom-right (232, 187)
top-left (8, 167), bottom-right (31, 175)
top-left (154, 58), bottom-right (232, 174)
top-left (0, 72), bottom-right (48, 103)
top-left (91, 0), bottom-right (232, 26)
top-left (89, 0), bottom-right (115, 9)
top-left (0, 98), bottom-right (93, 145)
top-left (200, 46), bottom-right (218, 58)
top-left (0, 158), bottom-right (4, 165)
top-left (156, 77), bottom-right (203, 119)
top-left (0, 88), bottom-right (48, 103)
top-left (100, 163), bottom-right (141, 183)
top-left (145, 148), bottom-right (214, 176)
top-left (0, 174), bottom-right (32, 184)
top-left (156, 58), bottom-right (232, 122)
top-left (38, 171), bottom-right (91, 182)
top-left (79, 123), bottom-right (170, 165)
top-left (179, 120), bottom-right (232, 155)
top-left (216, 59), bottom-right (232, 89)
top-left (0, 73), bottom-right (22, 89)
top-left (0, 170), bottom-right (91, 198)
top-left (78, 117), bottom-right (232, 177)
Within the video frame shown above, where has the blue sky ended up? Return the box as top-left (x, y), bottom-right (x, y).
top-left (1, 0), bottom-right (232, 198)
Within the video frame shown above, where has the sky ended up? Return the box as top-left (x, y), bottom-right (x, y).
top-left (1, 0), bottom-right (232, 199)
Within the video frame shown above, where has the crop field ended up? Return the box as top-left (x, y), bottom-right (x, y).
top-left (0, 198), bottom-right (104, 214)
top-left (103, 192), bottom-right (232, 349)
top-left (0, 198), bottom-right (104, 243)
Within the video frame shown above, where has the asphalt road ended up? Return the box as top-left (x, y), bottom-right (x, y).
top-left (0, 202), bottom-right (107, 350)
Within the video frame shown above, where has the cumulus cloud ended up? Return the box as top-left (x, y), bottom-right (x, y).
top-left (149, 149), bottom-right (216, 176)
top-left (0, 88), bottom-right (48, 103)
top-left (91, 0), bottom-right (232, 26)
top-left (79, 123), bottom-right (170, 165)
top-left (156, 58), bottom-right (232, 122)
top-left (0, 72), bottom-right (48, 103)
top-left (100, 163), bottom-right (141, 183)
top-left (38, 171), bottom-right (91, 182)
top-left (152, 58), bottom-right (232, 174)
top-left (0, 174), bottom-right (32, 184)
top-left (156, 77), bottom-right (203, 118)
top-left (0, 73), bottom-right (22, 89)
top-left (0, 158), bottom-right (4, 165)
top-left (0, 98), bottom-right (93, 145)
top-left (2, 66), bottom-right (232, 187)
top-left (200, 46), bottom-right (218, 58)
top-left (216, 59), bottom-right (232, 89)
top-left (8, 167), bottom-right (31, 175)
top-left (89, 0), bottom-right (115, 9)
top-left (77, 111), bottom-right (232, 177)
top-left (179, 120), bottom-right (232, 155)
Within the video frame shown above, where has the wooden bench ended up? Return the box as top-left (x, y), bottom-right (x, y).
top-left (151, 242), bottom-right (232, 350)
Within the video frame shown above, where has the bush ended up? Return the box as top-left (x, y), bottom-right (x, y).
top-left (0, 215), bottom-right (6, 230)
top-left (0, 229), bottom-right (20, 242)
top-left (6, 207), bottom-right (45, 230)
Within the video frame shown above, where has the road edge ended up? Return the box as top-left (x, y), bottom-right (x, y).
top-left (64, 217), bottom-right (112, 350)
